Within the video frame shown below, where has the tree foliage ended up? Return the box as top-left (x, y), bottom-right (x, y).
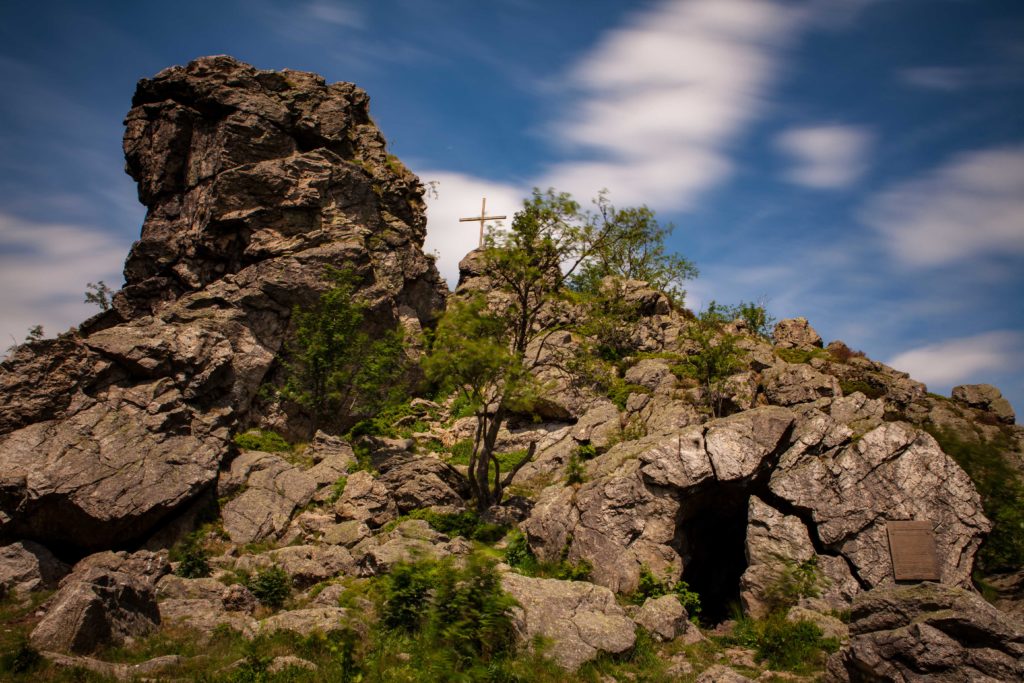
top-left (678, 301), bottom-right (746, 417)
top-left (280, 267), bottom-right (408, 427)
top-left (568, 191), bottom-right (698, 303)
top-left (84, 281), bottom-right (114, 311)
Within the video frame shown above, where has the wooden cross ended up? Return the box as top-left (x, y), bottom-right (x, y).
top-left (459, 197), bottom-right (506, 248)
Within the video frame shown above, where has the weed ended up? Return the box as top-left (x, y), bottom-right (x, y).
top-left (245, 566), bottom-right (292, 609)
top-left (172, 531), bottom-right (211, 579)
top-left (232, 429), bottom-right (291, 453)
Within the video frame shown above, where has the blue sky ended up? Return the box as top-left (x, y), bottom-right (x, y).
top-left (1, 0), bottom-right (1023, 412)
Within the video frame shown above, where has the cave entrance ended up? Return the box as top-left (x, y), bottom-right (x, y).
top-left (677, 486), bottom-right (751, 625)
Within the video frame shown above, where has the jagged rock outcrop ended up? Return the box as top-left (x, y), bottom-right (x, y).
top-left (952, 383), bottom-right (1016, 425)
top-left (501, 572), bottom-right (637, 670)
top-left (0, 55), bottom-right (445, 554)
top-left (30, 551), bottom-right (168, 654)
top-left (825, 583), bottom-right (1024, 682)
top-left (773, 317), bottom-right (823, 350)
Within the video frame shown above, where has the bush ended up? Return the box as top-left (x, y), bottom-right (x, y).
top-left (926, 426), bottom-right (1024, 572)
top-left (383, 561), bottom-right (436, 632)
top-left (0, 635), bottom-right (41, 674)
top-left (232, 429), bottom-right (290, 453)
top-left (405, 508), bottom-right (507, 543)
top-left (173, 533), bottom-right (211, 579)
top-left (504, 530), bottom-right (592, 581)
top-left (246, 566), bottom-right (292, 609)
top-left (732, 613), bottom-right (839, 671)
top-left (565, 453), bottom-right (586, 485)
top-left (838, 379), bottom-right (886, 400)
top-left (632, 565), bottom-right (702, 621)
top-left (763, 557), bottom-right (823, 613)
top-left (504, 529), bottom-right (533, 569)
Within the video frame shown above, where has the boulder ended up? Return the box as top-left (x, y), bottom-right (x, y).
top-left (353, 520), bottom-right (468, 575)
top-left (334, 470), bottom-right (398, 528)
top-left (633, 595), bottom-right (704, 644)
top-left (158, 597), bottom-right (257, 639)
top-left (259, 607), bottom-right (357, 637)
top-left (762, 362), bottom-right (841, 406)
top-left (30, 559), bottom-right (161, 653)
top-left (304, 431), bottom-right (356, 486)
top-left (770, 422), bottom-right (990, 589)
top-left (220, 451), bottom-right (317, 544)
top-left (772, 317), bottom-right (823, 350)
top-left (234, 545), bottom-right (355, 588)
top-left (376, 455), bottom-right (468, 512)
top-left (322, 520), bottom-right (372, 547)
top-left (952, 383), bottom-right (1016, 424)
top-left (40, 652), bottom-right (183, 681)
top-left (696, 664), bottom-right (755, 682)
top-left (0, 55), bottom-right (445, 553)
top-left (501, 572), bottom-right (636, 670)
top-left (0, 541), bottom-right (69, 596)
top-left (826, 583), bottom-right (1024, 682)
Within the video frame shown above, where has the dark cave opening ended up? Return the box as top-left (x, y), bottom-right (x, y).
top-left (677, 487), bottom-right (751, 625)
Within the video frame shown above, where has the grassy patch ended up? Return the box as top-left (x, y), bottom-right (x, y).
top-left (774, 347), bottom-right (830, 365)
top-left (838, 379), bottom-right (886, 400)
top-left (233, 429), bottom-right (291, 453)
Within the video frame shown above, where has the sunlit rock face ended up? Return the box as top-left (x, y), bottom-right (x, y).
top-left (0, 56), bottom-right (445, 554)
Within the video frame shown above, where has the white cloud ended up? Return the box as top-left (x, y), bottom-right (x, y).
top-left (417, 171), bottom-right (525, 288)
top-left (0, 213), bottom-right (124, 349)
top-left (539, 0), bottom-right (806, 210)
top-left (304, 1), bottom-right (364, 28)
top-left (898, 65), bottom-right (1024, 91)
top-left (887, 331), bottom-right (1024, 387)
top-left (861, 144), bottom-right (1024, 268)
top-left (775, 124), bottom-right (873, 189)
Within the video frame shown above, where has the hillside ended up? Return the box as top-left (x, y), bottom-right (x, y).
top-left (0, 56), bottom-right (1021, 682)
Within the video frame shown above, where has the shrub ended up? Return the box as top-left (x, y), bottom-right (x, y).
top-left (430, 555), bottom-right (518, 663)
top-left (926, 426), bottom-right (1024, 572)
top-left (775, 347), bottom-right (830, 365)
top-left (504, 529), bottom-right (533, 569)
top-left (405, 508), bottom-right (507, 543)
top-left (504, 530), bottom-right (591, 581)
top-left (173, 532), bottom-right (211, 579)
top-left (246, 566), bottom-right (292, 609)
top-left (383, 561), bottom-right (436, 632)
top-left (327, 476), bottom-right (348, 504)
top-left (565, 453), bottom-right (586, 485)
top-left (632, 565), bottom-right (702, 621)
top-left (763, 557), bottom-right (823, 613)
top-left (576, 443), bottom-right (598, 461)
top-left (232, 429), bottom-right (290, 453)
top-left (838, 379), bottom-right (886, 400)
top-left (733, 613), bottom-right (839, 671)
top-left (827, 342), bottom-right (865, 363)
top-left (0, 635), bottom-right (41, 674)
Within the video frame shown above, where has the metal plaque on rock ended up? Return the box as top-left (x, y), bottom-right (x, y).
top-left (886, 520), bottom-right (940, 581)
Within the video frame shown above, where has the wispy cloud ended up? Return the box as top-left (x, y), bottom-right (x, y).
top-left (887, 331), bottom-right (1024, 388)
top-left (304, 1), bottom-right (364, 29)
top-left (898, 65), bottom-right (1024, 91)
top-left (418, 171), bottom-right (525, 287)
top-left (539, 0), bottom-right (806, 210)
top-left (861, 144), bottom-right (1024, 268)
top-left (775, 124), bottom-right (873, 189)
top-left (0, 213), bottom-right (124, 349)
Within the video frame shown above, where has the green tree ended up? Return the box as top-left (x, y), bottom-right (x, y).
top-left (280, 267), bottom-right (407, 428)
top-left (427, 188), bottom-right (694, 509)
top-left (679, 301), bottom-right (745, 417)
top-left (569, 191), bottom-right (698, 302)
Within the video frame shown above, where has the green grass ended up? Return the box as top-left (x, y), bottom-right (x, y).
top-left (774, 347), bottom-right (830, 365)
top-left (838, 379), bottom-right (886, 400)
top-left (233, 429), bottom-right (291, 453)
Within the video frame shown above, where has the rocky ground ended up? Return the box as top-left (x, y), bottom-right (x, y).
top-left (1, 56), bottom-right (1022, 681)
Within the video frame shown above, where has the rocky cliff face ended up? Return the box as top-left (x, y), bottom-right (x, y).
top-left (0, 56), bottom-right (1020, 681)
top-left (0, 56), bottom-right (445, 555)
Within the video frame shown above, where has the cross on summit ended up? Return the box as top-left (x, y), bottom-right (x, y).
top-left (459, 197), bottom-right (506, 248)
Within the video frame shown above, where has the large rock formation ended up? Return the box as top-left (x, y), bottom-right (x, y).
top-left (0, 56), bottom-right (445, 555)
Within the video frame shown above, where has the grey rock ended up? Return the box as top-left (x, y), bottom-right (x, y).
top-left (0, 55), bottom-right (445, 552)
top-left (787, 606), bottom-right (848, 642)
top-left (829, 391), bottom-right (884, 433)
top-left (695, 664), bottom-right (754, 682)
top-left (354, 519), bottom-right (468, 575)
top-left (220, 451), bottom-right (317, 544)
top-left (269, 655), bottom-right (318, 673)
top-left (377, 455), bottom-right (468, 512)
top-left (334, 470), bottom-right (398, 528)
top-left (159, 597), bottom-right (257, 638)
top-left (763, 362), bottom-right (841, 406)
top-left (624, 359), bottom-right (675, 393)
top-left (31, 562), bottom-right (161, 653)
top-left (634, 595), bottom-right (704, 643)
top-left (234, 545), bottom-right (355, 589)
top-left (222, 583), bottom-right (258, 613)
top-left (826, 583), bottom-right (1024, 682)
top-left (40, 651), bottom-right (183, 681)
top-left (501, 572), bottom-right (636, 670)
top-left (772, 317), bottom-right (823, 350)
top-left (952, 383), bottom-right (1016, 424)
top-left (770, 422), bottom-right (990, 589)
top-left (0, 541), bottom-right (69, 596)
top-left (305, 431), bottom-right (356, 486)
top-left (155, 574), bottom-right (226, 601)
top-left (322, 520), bottom-right (372, 547)
top-left (259, 607), bottom-right (355, 636)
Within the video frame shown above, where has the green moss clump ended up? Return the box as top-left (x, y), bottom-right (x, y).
top-left (233, 429), bottom-right (291, 453)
